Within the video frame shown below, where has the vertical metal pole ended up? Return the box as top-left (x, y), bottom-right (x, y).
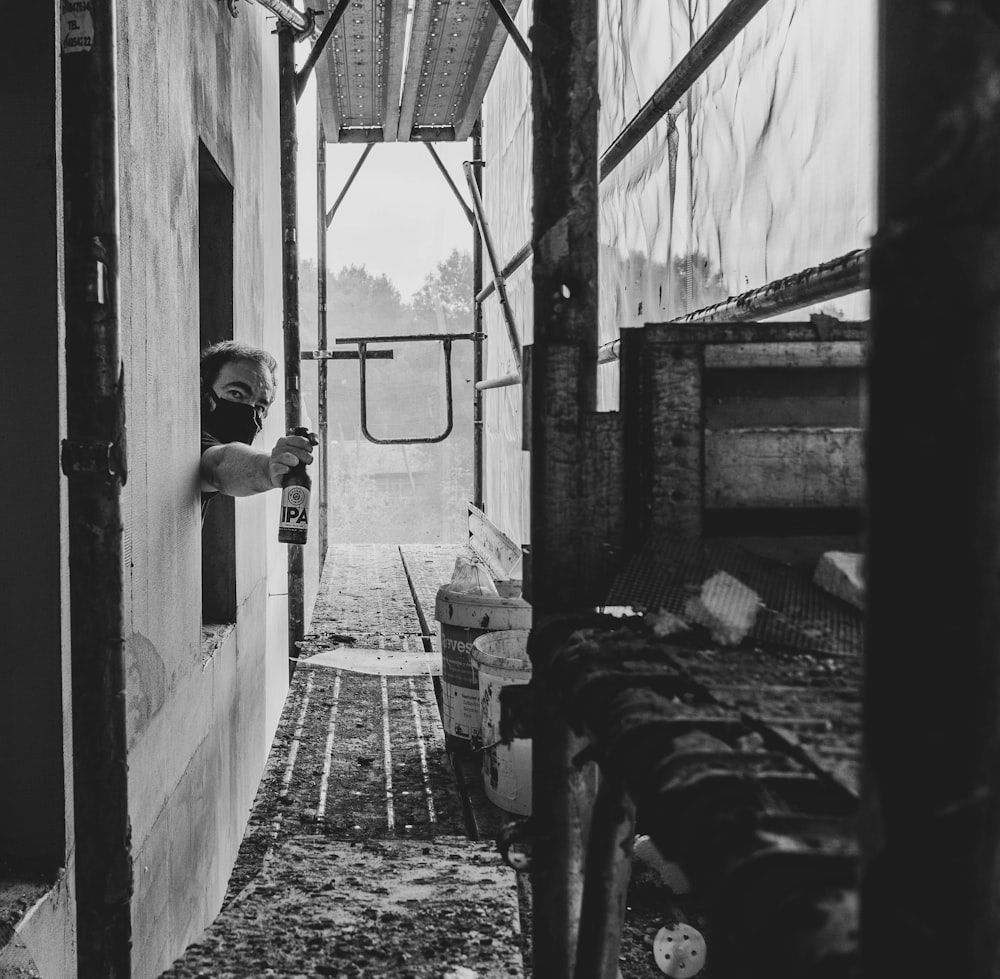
top-left (317, 104), bottom-right (329, 562)
top-left (864, 3), bottom-right (1000, 976)
top-left (472, 116), bottom-right (485, 511)
top-left (530, 0), bottom-right (600, 973)
top-left (61, 0), bottom-right (132, 973)
top-left (279, 27), bottom-right (304, 675)
top-left (574, 775), bottom-right (635, 979)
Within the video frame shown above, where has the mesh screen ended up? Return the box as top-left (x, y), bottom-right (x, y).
top-left (605, 534), bottom-right (863, 657)
top-left (481, 0), bottom-right (875, 545)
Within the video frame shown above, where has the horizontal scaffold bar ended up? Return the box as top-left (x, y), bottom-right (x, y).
top-left (474, 248), bottom-right (870, 390)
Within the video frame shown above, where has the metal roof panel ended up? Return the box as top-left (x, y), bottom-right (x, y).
top-left (316, 0), bottom-right (521, 144)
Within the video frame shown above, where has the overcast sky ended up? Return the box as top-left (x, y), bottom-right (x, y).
top-left (296, 85), bottom-right (476, 301)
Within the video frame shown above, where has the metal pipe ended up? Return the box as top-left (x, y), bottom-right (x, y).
top-left (317, 106), bottom-right (329, 562)
top-left (530, 0), bottom-right (601, 974)
top-left (477, 249), bottom-right (869, 392)
top-left (253, 0), bottom-right (313, 36)
top-left (60, 0), bottom-right (132, 973)
top-left (863, 4), bottom-right (1000, 975)
top-left (472, 117), bottom-right (485, 510)
top-left (357, 339), bottom-right (455, 444)
top-left (279, 26), bottom-right (305, 675)
top-left (463, 160), bottom-right (522, 372)
top-left (677, 248), bottom-right (870, 323)
top-left (485, 0), bottom-right (531, 65)
top-left (475, 370), bottom-right (520, 391)
top-left (337, 331), bottom-right (481, 344)
top-left (478, 341), bottom-right (616, 390)
top-left (295, 0), bottom-right (350, 101)
top-left (599, 0), bottom-right (769, 181)
top-left (424, 142), bottom-right (474, 225)
top-left (326, 143), bottom-right (374, 228)
top-left (574, 775), bottom-right (636, 979)
top-left (476, 240), bottom-right (532, 303)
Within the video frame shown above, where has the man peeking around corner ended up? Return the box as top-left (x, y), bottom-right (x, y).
top-left (199, 340), bottom-right (314, 516)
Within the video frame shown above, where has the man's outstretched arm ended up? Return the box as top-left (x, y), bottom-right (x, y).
top-left (200, 434), bottom-right (314, 496)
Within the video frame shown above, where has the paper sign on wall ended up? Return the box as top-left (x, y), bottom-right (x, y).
top-left (61, 1), bottom-right (94, 54)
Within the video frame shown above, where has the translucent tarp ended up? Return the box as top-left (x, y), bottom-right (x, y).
top-left (480, 0), bottom-right (876, 544)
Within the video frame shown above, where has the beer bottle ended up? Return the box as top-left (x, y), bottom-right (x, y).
top-left (278, 426), bottom-right (313, 544)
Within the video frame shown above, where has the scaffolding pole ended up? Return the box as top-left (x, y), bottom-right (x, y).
top-left (317, 106), bottom-right (329, 561)
top-left (599, 0), bottom-right (769, 180)
top-left (473, 117), bottom-right (485, 510)
top-left (279, 26), bottom-right (305, 674)
top-left (530, 0), bottom-right (601, 976)
top-left (61, 0), bottom-right (132, 973)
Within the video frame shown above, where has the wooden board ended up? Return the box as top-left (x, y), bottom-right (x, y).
top-left (705, 428), bottom-right (863, 509)
top-left (467, 504), bottom-right (523, 581)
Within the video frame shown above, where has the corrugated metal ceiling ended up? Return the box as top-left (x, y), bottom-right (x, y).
top-left (314, 0), bottom-right (521, 143)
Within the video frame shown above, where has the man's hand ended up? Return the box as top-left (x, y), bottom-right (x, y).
top-left (266, 433), bottom-right (316, 488)
top-left (200, 431), bottom-right (317, 497)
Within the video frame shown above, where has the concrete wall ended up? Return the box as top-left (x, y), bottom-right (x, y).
top-left (114, 2), bottom-right (292, 975)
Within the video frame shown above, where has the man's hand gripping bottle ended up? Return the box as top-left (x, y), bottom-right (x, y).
top-left (278, 426), bottom-right (316, 544)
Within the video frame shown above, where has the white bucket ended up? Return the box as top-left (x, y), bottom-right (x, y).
top-left (434, 582), bottom-right (530, 742)
top-left (471, 628), bottom-right (532, 815)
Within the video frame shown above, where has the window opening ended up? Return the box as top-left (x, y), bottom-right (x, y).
top-left (198, 141), bottom-right (237, 627)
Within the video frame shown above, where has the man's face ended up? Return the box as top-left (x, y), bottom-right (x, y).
top-left (210, 358), bottom-right (274, 418)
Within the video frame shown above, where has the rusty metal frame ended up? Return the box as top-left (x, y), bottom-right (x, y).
top-left (472, 117), bottom-right (485, 509)
top-left (279, 24), bottom-right (306, 673)
top-left (336, 332), bottom-right (482, 445)
top-left (316, 105), bottom-right (330, 560)
top-left (61, 0), bottom-right (133, 971)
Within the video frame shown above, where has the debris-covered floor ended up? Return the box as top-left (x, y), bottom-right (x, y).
top-left (161, 540), bottom-right (864, 979)
top-left (162, 543), bottom-right (528, 979)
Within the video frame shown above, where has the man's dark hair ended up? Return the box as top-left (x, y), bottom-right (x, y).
top-left (200, 341), bottom-right (278, 404)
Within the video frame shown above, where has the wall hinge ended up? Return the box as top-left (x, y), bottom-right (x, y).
top-left (61, 439), bottom-right (122, 479)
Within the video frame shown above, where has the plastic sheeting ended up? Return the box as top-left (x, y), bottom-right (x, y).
top-left (480, 0), bottom-right (875, 545)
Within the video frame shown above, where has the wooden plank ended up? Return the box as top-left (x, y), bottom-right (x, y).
top-left (452, 1), bottom-right (525, 140)
top-left (381, 0), bottom-right (410, 141)
top-left (644, 320), bottom-right (868, 345)
top-left (646, 341), bottom-right (704, 538)
top-left (705, 428), bottom-right (863, 509)
top-left (398, 544), bottom-right (466, 653)
top-left (704, 340), bottom-right (867, 369)
top-left (310, 543), bottom-right (423, 649)
top-left (468, 504), bottom-right (523, 580)
top-left (582, 410), bottom-right (626, 591)
top-left (393, 0), bottom-right (432, 141)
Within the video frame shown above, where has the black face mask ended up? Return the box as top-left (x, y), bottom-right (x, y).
top-left (202, 390), bottom-right (264, 445)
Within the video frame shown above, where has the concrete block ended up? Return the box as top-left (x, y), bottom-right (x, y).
top-left (684, 571), bottom-right (761, 646)
top-left (813, 551), bottom-right (865, 609)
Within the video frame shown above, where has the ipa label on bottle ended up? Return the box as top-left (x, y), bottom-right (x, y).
top-left (278, 483), bottom-right (310, 544)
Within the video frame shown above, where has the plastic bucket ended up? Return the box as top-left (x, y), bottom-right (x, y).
top-left (472, 628), bottom-right (532, 815)
top-left (434, 581), bottom-right (531, 742)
